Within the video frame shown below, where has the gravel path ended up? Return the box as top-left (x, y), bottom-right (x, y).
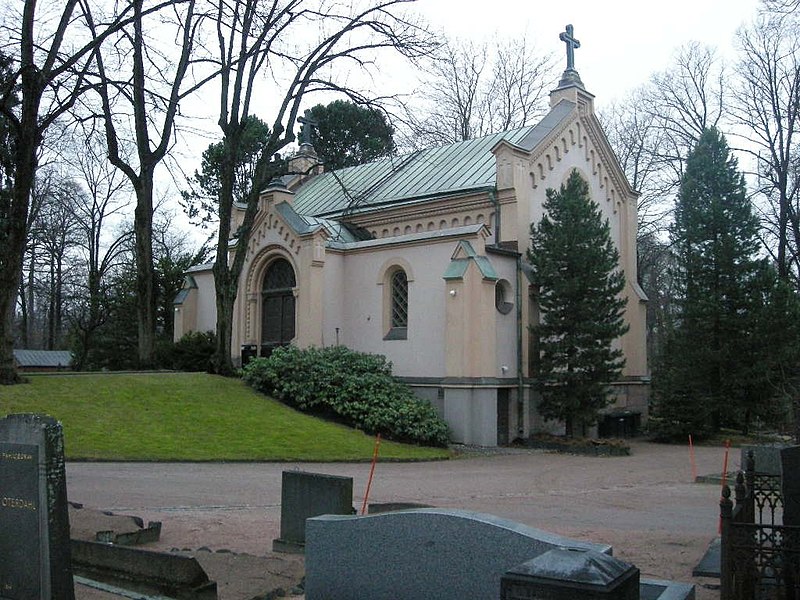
top-left (67, 440), bottom-right (733, 599)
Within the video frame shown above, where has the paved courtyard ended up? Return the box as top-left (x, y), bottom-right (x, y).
top-left (66, 440), bottom-right (733, 599)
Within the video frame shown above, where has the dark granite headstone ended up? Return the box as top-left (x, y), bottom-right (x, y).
top-left (0, 413), bottom-right (74, 600)
top-left (272, 470), bottom-right (353, 553)
top-left (741, 444), bottom-right (789, 475)
top-left (781, 445), bottom-right (800, 526)
top-left (305, 509), bottom-right (610, 600)
top-left (500, 548), bottom-right (639, 600)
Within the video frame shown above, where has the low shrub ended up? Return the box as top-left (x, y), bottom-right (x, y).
top-left (159, 331), bottom-right (216, 372)
top-left (242, 345), bottom-right (449, 447)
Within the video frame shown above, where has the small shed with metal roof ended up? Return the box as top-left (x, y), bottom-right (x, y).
top-left (13, 350), bottom-right (73, 372)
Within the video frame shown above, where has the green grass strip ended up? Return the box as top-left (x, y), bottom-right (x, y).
top-left (1, 372), bottom-right (450, 462)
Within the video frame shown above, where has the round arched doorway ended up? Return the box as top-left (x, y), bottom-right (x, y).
top-left (260, 258), bottom-right (296, 357)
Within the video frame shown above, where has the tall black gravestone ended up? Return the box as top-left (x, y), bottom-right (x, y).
top-left (0, 414), bottom-right (74, 600)
top-left (780, 445), bottom-right (800, 526)
top-left (272, 470), bottom-right (353, 553)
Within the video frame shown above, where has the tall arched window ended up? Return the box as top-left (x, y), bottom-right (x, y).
top-left (261, 258), bottom-right (296, 355)
top-left (384, 268), bottom-right (408, 340)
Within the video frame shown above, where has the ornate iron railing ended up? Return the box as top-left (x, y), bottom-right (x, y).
top-left (720, 451), bottom-right (799, 600)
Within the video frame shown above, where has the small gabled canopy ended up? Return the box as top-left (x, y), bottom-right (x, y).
top-left (173, 275), bottom-right (198, 306)
top-left (443, 241), bottom-right (499, 281)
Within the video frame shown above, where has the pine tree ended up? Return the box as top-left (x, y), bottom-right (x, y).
top-left (653, 127), bottom-right (763, 438)
top-left (528, 169), bottom-right (629, 437)
top-left (309, 100), bottom-right (396, 170)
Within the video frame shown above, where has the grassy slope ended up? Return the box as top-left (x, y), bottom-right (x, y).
top-left (1, 373), bottom-right (449, 461)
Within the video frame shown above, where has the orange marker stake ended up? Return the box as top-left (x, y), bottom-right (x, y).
top-left (720, 439), bottom-right (731, 490)
top-left (689, 434), bottom-right (697, 482)
top-left (361, 433), bottom-right (381, 515)
top-left (718, 439), bottom-right (731, 534)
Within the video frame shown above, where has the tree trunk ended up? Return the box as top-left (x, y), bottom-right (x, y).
top-left (26, 248), bottom-right (35, 346)
top-left (210, 126), bottom-right (243, 377)
top-left (213, 277), bottom-right (236, 377)
top-left (0, 71), bottom-right (41, 383)
top-left (133, 178), bottom-right (156, 368)
top-left (55, 251), bottom-right (64, 348)
top-left (47, 253), bottom-right (55, 350)
top-left (18, 278), bottom-right (28, 348)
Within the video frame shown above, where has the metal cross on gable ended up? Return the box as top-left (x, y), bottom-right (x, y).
top-left (559, 24), bottom-right (580, 71)
top-left (297, 109), bottom-right (318, 145)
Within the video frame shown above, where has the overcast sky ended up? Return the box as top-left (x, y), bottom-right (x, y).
top-left (171, 0), bottom-right (765, 239)
top-left (412, 0), bottom-right (762, 105)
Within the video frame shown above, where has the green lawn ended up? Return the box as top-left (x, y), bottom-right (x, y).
top-left (1, 372), bottom-right (450, 461)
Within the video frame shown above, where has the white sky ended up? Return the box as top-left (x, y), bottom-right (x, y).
top-left (412, 0), bottom-right (762, 105)
top-left (169, 0), bottom-right (765, 240)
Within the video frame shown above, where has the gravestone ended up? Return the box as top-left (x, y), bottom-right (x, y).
top-left (500, 547), bottom-right (640, 600)
top-left (0, 413), bottom-right (74, 600)
top-left (304, 508), bottom-right (611, 600)
top-left (71, 540), bottom-right (217, 599)
top-left (740, 444), bottom-right (789, 475)
top-left (272, 470), bottom-right (353, 553)
top-left (780, 445), bottom-right (800, 526)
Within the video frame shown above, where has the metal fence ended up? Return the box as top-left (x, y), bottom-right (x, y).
top-left (720, 451), bottom-right (800, 600)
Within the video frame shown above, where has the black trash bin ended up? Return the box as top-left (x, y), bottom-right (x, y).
top-left (241, 344), bottom-right (258, 367)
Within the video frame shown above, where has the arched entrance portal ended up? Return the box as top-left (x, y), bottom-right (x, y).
top-left (261, 258), bottom-right (296, 357)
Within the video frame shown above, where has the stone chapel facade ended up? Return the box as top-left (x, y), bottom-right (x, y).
top-left (174, 58), bottom-right (650, 446)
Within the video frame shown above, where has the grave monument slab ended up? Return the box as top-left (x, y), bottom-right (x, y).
top-left (781, 445), bottom-right (800, 526)
top-left (0, 413), bottom-right (74, 600)
top-left (500, 547), bottom-right (640, 600)
top-left (740, 444), bottom-right (790, 475)
top-left (272, 470), bottom-right (353, 553)
top-left (304, 508), bottom-right (611, 600)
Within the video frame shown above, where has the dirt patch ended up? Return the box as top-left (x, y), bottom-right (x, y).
top-left (70, 504), bottom-right (304, 600)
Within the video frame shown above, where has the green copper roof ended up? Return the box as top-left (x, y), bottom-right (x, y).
top-left (290, 100), bottom-right (579, 220)
top-left (292, 126), bottom-right (536, 219)
top-left (274, 202), bottom-right (364, 243)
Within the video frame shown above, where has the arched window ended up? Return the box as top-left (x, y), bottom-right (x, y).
top-left (391, 269), bottom-right (408, 328)
top-left (385, 268), bottom-right (408, 340)
top-left (261, 258), bottom-right (296, 355)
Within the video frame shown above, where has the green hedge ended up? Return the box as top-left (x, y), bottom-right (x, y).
top-left (242, 345), bottom-right (449, 447)
top-left (157, 331), bottom-right (216, 372)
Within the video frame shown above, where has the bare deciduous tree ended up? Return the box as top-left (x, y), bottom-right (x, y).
top-left (731, 13), bottom-right (800, 282)
top-left (401, 35), bottom-right (556, 147)
top-left (66, 135), bottom-right (133, 369)
top-left (88, 0), bottom-right (214, 367)
top-left (601, 44), bottom-right (727, 368)
top-left (208, 0), bottom-right (435, 374)
top-left (644, 43), bottom-right (726, 186)
top-left (0, 0), bottom-right (173, 384)
top-left (760, 0), bottom-right (800, 14)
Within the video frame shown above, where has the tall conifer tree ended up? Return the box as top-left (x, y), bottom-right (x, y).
top-left (654, 127), bottom-right (762, 437)
top-left (528, 169), bottom-right (628, 437)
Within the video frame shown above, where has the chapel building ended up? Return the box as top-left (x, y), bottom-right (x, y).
top-left (174, 41), bottom-right (650, 446)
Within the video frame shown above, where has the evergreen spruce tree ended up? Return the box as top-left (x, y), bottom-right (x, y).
top-left (528, 169), bottom-right (628, 437)
top-left (653, 127), bottom-right (763, 438)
